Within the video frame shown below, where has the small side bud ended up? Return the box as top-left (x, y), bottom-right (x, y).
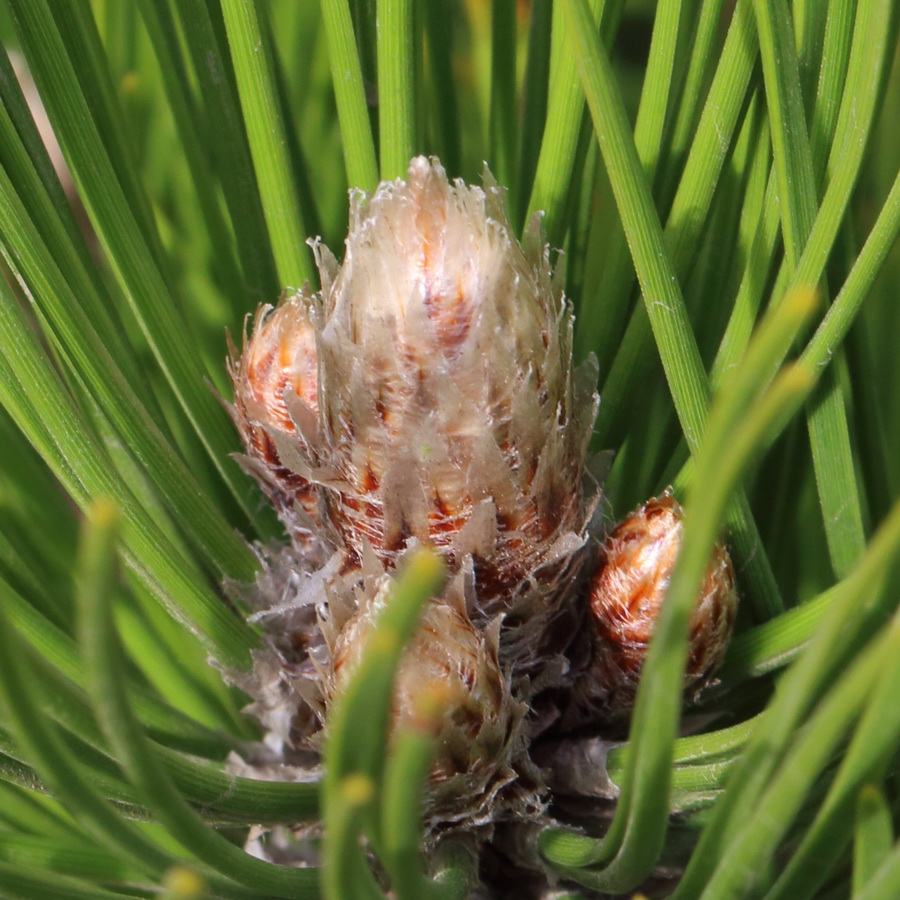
top-left (582, 489), bottom-right (738, 720)
top-left (328, 581), bottom-right (542, 835)
top-left (229, 292), bottom-right (320, 535)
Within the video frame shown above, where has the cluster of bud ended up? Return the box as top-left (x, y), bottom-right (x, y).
top-left (228, 158), bottom-right (738, 837)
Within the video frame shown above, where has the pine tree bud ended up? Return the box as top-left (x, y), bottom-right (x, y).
top-left (583, 490), bottom-right (738, 719)
top-left (229, 291), bottom-right (320, 533)
top-left (328, 579), bottom-right (542, 834)
top-left (311, 156), bottom-right (598, 608)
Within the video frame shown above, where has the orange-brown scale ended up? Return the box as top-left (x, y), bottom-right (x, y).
top-left (327, 446), bottom-right (580, 605)
top-left (423, 282), bottom-right (473, 355)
